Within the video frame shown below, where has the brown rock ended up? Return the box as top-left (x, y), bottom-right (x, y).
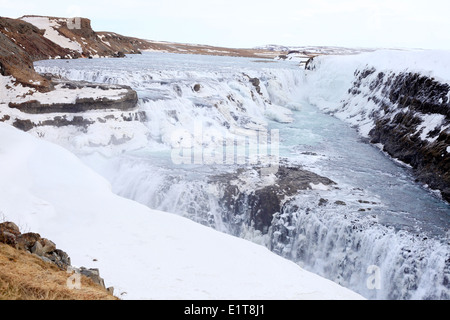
top-left (0, 222), bottom-right (21, 236)
top-left (40, 238), bottom-right (56, 254)
top-left (31, 241), bottom-right (44, 256)
top-left (17, 232), bottom-right (41, 251)
top-left (79, 267), bottom-right (106, 288)
top-left (0, 230), bottom-right (18, 246)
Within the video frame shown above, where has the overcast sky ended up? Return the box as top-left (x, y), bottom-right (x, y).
top-left (1, 0), bottom-right (450, 50)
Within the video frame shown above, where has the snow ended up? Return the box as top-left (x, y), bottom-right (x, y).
top-left (418, 113), bottom-right (445, 142)
top-left (309, 183), bottom-right (330, 191)
top-left (0, 75), bottom-right (34, 101)
top-left (20, 16), bottom-right (83, 53)
top-left (97, 35), bottom-right (111, 47)
top-left (0, 122), bottom-right (364, 300)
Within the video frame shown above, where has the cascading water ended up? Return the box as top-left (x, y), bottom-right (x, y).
top-left (34, 52), bottom-right (450, 300)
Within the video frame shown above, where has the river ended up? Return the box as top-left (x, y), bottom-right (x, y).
top-left (35, 52), bottom-right (450, 300)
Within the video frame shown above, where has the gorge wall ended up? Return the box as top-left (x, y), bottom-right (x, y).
top-left (305, 52), bottom-right (450, 203)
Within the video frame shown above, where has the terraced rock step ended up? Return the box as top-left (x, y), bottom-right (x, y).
top-left (8, 80), bottom-right (138, 114)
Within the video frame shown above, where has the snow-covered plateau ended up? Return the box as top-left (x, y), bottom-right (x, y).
top-left (1, 50), bottom-right (449, 300)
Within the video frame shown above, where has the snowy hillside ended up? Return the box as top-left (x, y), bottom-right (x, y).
top-left (21, 16), bottom-right (83, 53)
top-left (0, 123), bottom-right (364, 300)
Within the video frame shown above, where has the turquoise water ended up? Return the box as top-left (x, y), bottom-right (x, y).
top-left (269, 103), bottom-right (450, 236)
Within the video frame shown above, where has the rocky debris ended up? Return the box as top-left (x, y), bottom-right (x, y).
top-left (0, 221), bottom-right (112, 293)
top-left (249, 77), bottom-right (262, 95)
top-left (79, 268), bottom-right (105, 287)
top-left (0, 222), bottom-right (21, 246)
top-left (112, 51), bottom-right (126, 58)
top-left (349, 68), bottom-right (450, 202)
top-left (242, 74), bottom-right (262, 96)
top-left (193, 84), bottom-right (201, 92)
top-left (11, 119), bottom-right (34, 132)
top-left (211, 166), bottom-right (336, 234)
top-left (0, 222), bottom-right (71, 270)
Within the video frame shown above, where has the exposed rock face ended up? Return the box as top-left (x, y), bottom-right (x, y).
top-left (8, 81), bottom-right (138, 114)
top-left (348, 69), bottom-right (450, 202)
top-left (249, 77), bottom-right (262, 95)
top-left (0, 23), bottom-right (51, 91)
top-left (0, 16), bottom-right (150, 92)
top-left (19, 16), bottom-right (150, 59)
top-left (211, 166), bottom-right (336, 234)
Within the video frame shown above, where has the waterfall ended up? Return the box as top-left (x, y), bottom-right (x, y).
top-left (33, 52), bottom-right (450, 300)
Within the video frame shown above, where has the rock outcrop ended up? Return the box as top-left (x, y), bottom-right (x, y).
top-left (8, 81), bottom-right (138, 114)
top-left (0, 221), bottom-right (112, 293)
top-left (211, 166), bottom-right (336, 234)
top-left (0, 18), bottom-right (58, 91)
top-left (348, 69), bottom-right (450, 202)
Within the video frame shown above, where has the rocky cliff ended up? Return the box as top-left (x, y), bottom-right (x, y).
top-left (348, 68), bottom-right (450, 202)
top-left (0, 15), bottom-right (149, 130)
top-left (305, 52), bottom-right (450, 204)
top-left (0, 15), bottom-right (152, 91)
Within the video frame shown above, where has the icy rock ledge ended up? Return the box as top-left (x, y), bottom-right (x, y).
top-left (211, 165), bottom-right (336, 235)
top-left (8, 80), bottom-right (138, 114)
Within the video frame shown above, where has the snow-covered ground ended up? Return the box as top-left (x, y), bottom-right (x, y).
top-left (0, 122), bottom-right (364, 300)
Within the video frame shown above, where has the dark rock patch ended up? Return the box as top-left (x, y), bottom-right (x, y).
top-left (348, 68), bottom-right (450, 203)
top-left (211, 166), bottom-right (336, 234)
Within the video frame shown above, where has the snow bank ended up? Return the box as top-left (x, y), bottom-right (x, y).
top-left (0, 123), bottom-right (363, 300)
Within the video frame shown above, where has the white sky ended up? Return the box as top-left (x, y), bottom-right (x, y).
top-left (1, 0), bottom-right (450, 50)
